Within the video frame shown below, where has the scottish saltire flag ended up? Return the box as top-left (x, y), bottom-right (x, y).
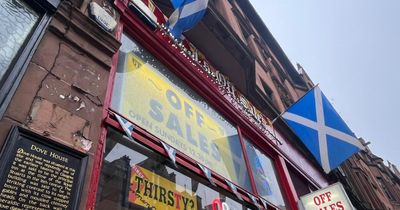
top-left (115, 114), bottom-right (135, 141)
top-left (170, 0), bottom-right (185, 9)
top-left (282, 86), bottom-right (364, 173)
top-left (167, 0), bottom-right (209, 38)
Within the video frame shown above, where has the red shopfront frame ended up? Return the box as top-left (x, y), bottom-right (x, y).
top-left (85, 1), bottom-right (322, 209)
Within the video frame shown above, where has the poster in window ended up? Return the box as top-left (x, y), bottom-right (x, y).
top-left (111, 34), bottom-right (252, 191)
top-left (129, 165), bottom-right (197, 210)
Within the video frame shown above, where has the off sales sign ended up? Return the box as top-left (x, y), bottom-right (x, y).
top-left (299, 182), bottom-right (355, 210)
top-left (111, 48), bottom-right (247, 185)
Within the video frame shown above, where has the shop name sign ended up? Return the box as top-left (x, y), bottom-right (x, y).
top-left (158, 25), bottom-right (281, 145)
top-left (299, 182), bottom-right (355, 210)
top-left (130, 0), bottom-right (281, 144)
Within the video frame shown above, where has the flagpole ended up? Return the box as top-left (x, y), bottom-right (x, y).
top-left (271, 83), bottom-right (319, 125)
top-left (270, 110), bottom-right (286, 124)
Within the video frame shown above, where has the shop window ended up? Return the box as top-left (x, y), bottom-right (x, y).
top-left (244, 139), bottom-right (286, 209)
top-left (261, 80), bottom-right (274, 99)
top-left (111, 33), bottom-right (253, 192)
top-left (377, 177), bottom-right (394, 200)
top-left (0, 0), bottom-right (58, 116)
top-left (95, 128), bottom-right (254, 210)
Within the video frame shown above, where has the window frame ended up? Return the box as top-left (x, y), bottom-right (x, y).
top-left (0, 0), bottom-right (59, 117)
top-left (240, 131), bottom-right (292, 209)
top-left (110, 31), bottom-right (255, 193)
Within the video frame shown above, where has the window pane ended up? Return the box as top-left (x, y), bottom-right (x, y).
top-left (244, 139), bottom-right (286, 209)
top-left (96, 128), bottom-right (255, 210)
top-left (0, 0), bottom-right (39, 79)
top-left (111, 33), bottom-right (252, 191)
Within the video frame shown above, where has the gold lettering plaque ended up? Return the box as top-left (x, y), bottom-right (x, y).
top-left (0, 127), bottom-right (88, 210)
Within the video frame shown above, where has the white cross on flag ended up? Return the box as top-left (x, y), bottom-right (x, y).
top-left (282, 86), bottom-right (364, 173)
top-left (167, 0), bottom-right (209, 39)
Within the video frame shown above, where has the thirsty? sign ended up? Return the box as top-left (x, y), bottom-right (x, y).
top-left (299, 182), bottom-right (355, 210)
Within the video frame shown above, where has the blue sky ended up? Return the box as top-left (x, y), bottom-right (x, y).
top-left (250, 0), bottom-right (400, 166)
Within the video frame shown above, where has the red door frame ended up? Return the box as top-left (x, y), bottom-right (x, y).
top-left (85, 1), bottom-right (321, 209)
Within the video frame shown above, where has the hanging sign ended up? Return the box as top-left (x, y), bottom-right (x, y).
top-left (299, 182), bottom-right (354, 210)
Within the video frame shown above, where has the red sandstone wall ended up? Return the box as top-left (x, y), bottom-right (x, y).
top-left (0, 2), bottom-right (120, 209)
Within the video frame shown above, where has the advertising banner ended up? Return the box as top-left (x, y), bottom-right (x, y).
top-left (129, 165), bottom-right (197, 210)
top-left (112, 50), bottom-right (247, 184)
top-left (299, 182), bottom-right (355, 210)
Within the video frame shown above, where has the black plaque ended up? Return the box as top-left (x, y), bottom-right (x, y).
top-left (0, 126), bottom-right (88, 210)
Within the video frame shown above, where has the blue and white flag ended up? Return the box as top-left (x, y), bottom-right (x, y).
top-left (170, 0), bottom-right (185, 9)
top-left (260, 198), bottom-right (269, 210)
top-left (167, 0), bottom-right (208, 39)
top-left (197, 163), bottom-right (216, 186)
top-left (160, 141), bottom-right (177, 166)
top-left (282, 86), bottom-right (364, 173)
top-left (115, 114), bottom-right (135, 141)
top-left (225, 179), bottom-right (243, 201)
top-left (246, 192), bottom-right (260, 210)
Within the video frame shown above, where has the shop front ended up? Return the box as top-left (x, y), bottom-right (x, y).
top-left (0, 0), bottom-right (342, 209)
top-left (85, 1), bottom-right (329, 210)
top-left (93, 31), bottom-right (287, 209)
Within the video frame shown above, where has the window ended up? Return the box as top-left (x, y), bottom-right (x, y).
top-left (377, 177), bottom-right (394, 200)
top-left (0, 0), bottom-right (39, 78)
top-left (0, 0), bottom-right (58, 116)
top-left (261, 80), bottom-right (273, 99)
top-left (96, 128), bottom-right (254, 210)
top-left (244, 139), bottom-right (286, 209)
top-left (111, 33), bottom-right (253, 192)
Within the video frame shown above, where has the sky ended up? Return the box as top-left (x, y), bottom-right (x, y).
top-left (250, 0), bottom-right (400, 166)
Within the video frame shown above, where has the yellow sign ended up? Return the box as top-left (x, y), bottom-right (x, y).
top-left (128, 165), bottom-right (197, 210)
top-left (112, 51), bottom-right (247, 182)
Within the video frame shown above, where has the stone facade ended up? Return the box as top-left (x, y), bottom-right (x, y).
top-left (4, 0), bottom-right (398, 209)
top-left (0, 0), bottom-right (120, 209)
top-left (336, 139), bottom-right (400, 210)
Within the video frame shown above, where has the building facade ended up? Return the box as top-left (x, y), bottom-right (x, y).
top-left (0, 0), bottom-right (343, 210)
top-left (335, 139), bottom-right (400, 210)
